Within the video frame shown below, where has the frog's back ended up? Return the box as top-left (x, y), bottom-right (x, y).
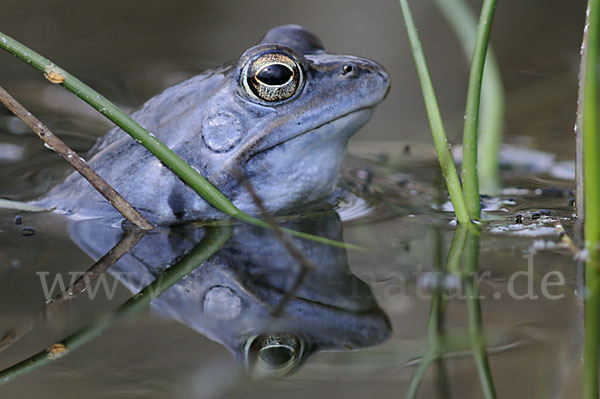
top-left (87, 67), bottom-right (229, 156)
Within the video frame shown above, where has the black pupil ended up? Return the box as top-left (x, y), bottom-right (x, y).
top-left (259, 346), bottom-right (294, 367)
top-left (256, 64), bottom-right (293, 85)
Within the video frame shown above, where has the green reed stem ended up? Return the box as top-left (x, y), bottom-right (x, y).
top-left (582, 0), bottom-right (600, 260)
top-left (585, 261), bottom-right (600, 399)
top-left (0, 32), bottom-right (359, 251)
top-left (0, 32), bottom-right (237, 216)
top-left (458, 0), bottom-right (496, 219)
top-left (398, 0), bottom-right (471, 227)
top-left (435, 0), bottom-right (504, 194)
top-left (0, 225), bottom-right (232, 386)
top-left (445, 224), bottom-right (469, 274)
top-left (581, 0), bottom-right (600, 396)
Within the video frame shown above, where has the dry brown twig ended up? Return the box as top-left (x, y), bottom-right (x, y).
top-left (0, 85), bottom-right (154, 230)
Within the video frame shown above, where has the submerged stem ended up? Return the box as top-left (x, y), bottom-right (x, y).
top-left (463, 232), bottom-right (497, 399)
top-left (0, 225), bottom-right (231, 386)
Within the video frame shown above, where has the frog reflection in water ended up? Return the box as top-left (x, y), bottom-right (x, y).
top-left (71, 213), bottom-right (390, 376)
top-left (35, 24), bottom-right (390, 224)
top-left (51, 26), bottom-right (391, 376)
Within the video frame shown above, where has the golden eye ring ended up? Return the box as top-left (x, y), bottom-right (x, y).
top-left (241, 52), bottom-right (303, 103)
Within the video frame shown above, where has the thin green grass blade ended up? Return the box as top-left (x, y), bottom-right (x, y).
top-left (461, 0), bottom-right (496, 220)
top-left (583, 0), bottom-right (600, 258)
top-left (435, 0), bottom-right (504, 194)
top-left (398, 0), bottom-right (471, 227)
top-left (0, 32), bottom-right (361, 251)
top-left (0, 32), bottom-right (238, 217)
top-left (581, 0), bottom-right (600, 397)
top-left (459, 0), bottom-right (497, 219)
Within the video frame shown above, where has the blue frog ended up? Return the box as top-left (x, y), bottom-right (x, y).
top-left (34, 25), bottom-right (390, 224)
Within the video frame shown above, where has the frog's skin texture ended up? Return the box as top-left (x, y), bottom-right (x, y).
top-left (69, 212), bottom-right (390, 375)
top-left (35, 25), bottom-right (390, 224)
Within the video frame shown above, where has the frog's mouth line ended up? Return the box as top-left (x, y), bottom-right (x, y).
top-left (248, 107), bottom-right (373, 160)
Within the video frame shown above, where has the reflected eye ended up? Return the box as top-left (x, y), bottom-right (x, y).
top-left (242, 52), bottom-right (303, 103)
top-left (243, 332), bottom-right (305, 377)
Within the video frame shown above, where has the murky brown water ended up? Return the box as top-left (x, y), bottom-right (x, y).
top-left (0, 1), bottom-right (587, 398)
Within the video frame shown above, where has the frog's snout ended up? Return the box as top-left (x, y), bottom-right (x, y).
top-left (340, 59), bottom-right (390, 93)
top-left (338, 58), bottom-right (390, 102)
top-left (376, 66), bottom-right (391, 99)
top-left (380, 70), bottom-right (391, 99)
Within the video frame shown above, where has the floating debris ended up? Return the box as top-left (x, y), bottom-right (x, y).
top-left (489, 224), bottom-right (557, 237)
top-left (21, 227), bottom-right (35, 237)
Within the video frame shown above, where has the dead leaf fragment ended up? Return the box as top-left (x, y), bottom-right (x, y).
top-left (44, 65), bottom-right (65, 84)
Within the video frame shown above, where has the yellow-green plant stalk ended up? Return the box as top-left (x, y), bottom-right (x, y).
top-left (0, 32), bottom-right (359, 251)
top-left (435, 0), bottom-right (504, 194)
top-left (580, 0), bottom-right (600, 397)
top-left (398, 0), bottom-right (471, 227)
top-left (456, 0), bottom-right (497, 219)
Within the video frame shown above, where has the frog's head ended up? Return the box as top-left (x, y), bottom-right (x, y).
top-left (199, 25), bottom-right (390, 215)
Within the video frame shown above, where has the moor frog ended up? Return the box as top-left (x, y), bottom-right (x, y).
top-left (35, 25), bottom-right (390, 224)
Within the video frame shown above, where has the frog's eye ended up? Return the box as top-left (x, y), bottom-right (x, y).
top-left (243, 332), bottom-right (305, 377)
top-left (242, 52), bottom-right (303, 103)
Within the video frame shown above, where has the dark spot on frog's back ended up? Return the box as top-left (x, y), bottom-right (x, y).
top-left (168, 189), bottom-right (187, 221)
